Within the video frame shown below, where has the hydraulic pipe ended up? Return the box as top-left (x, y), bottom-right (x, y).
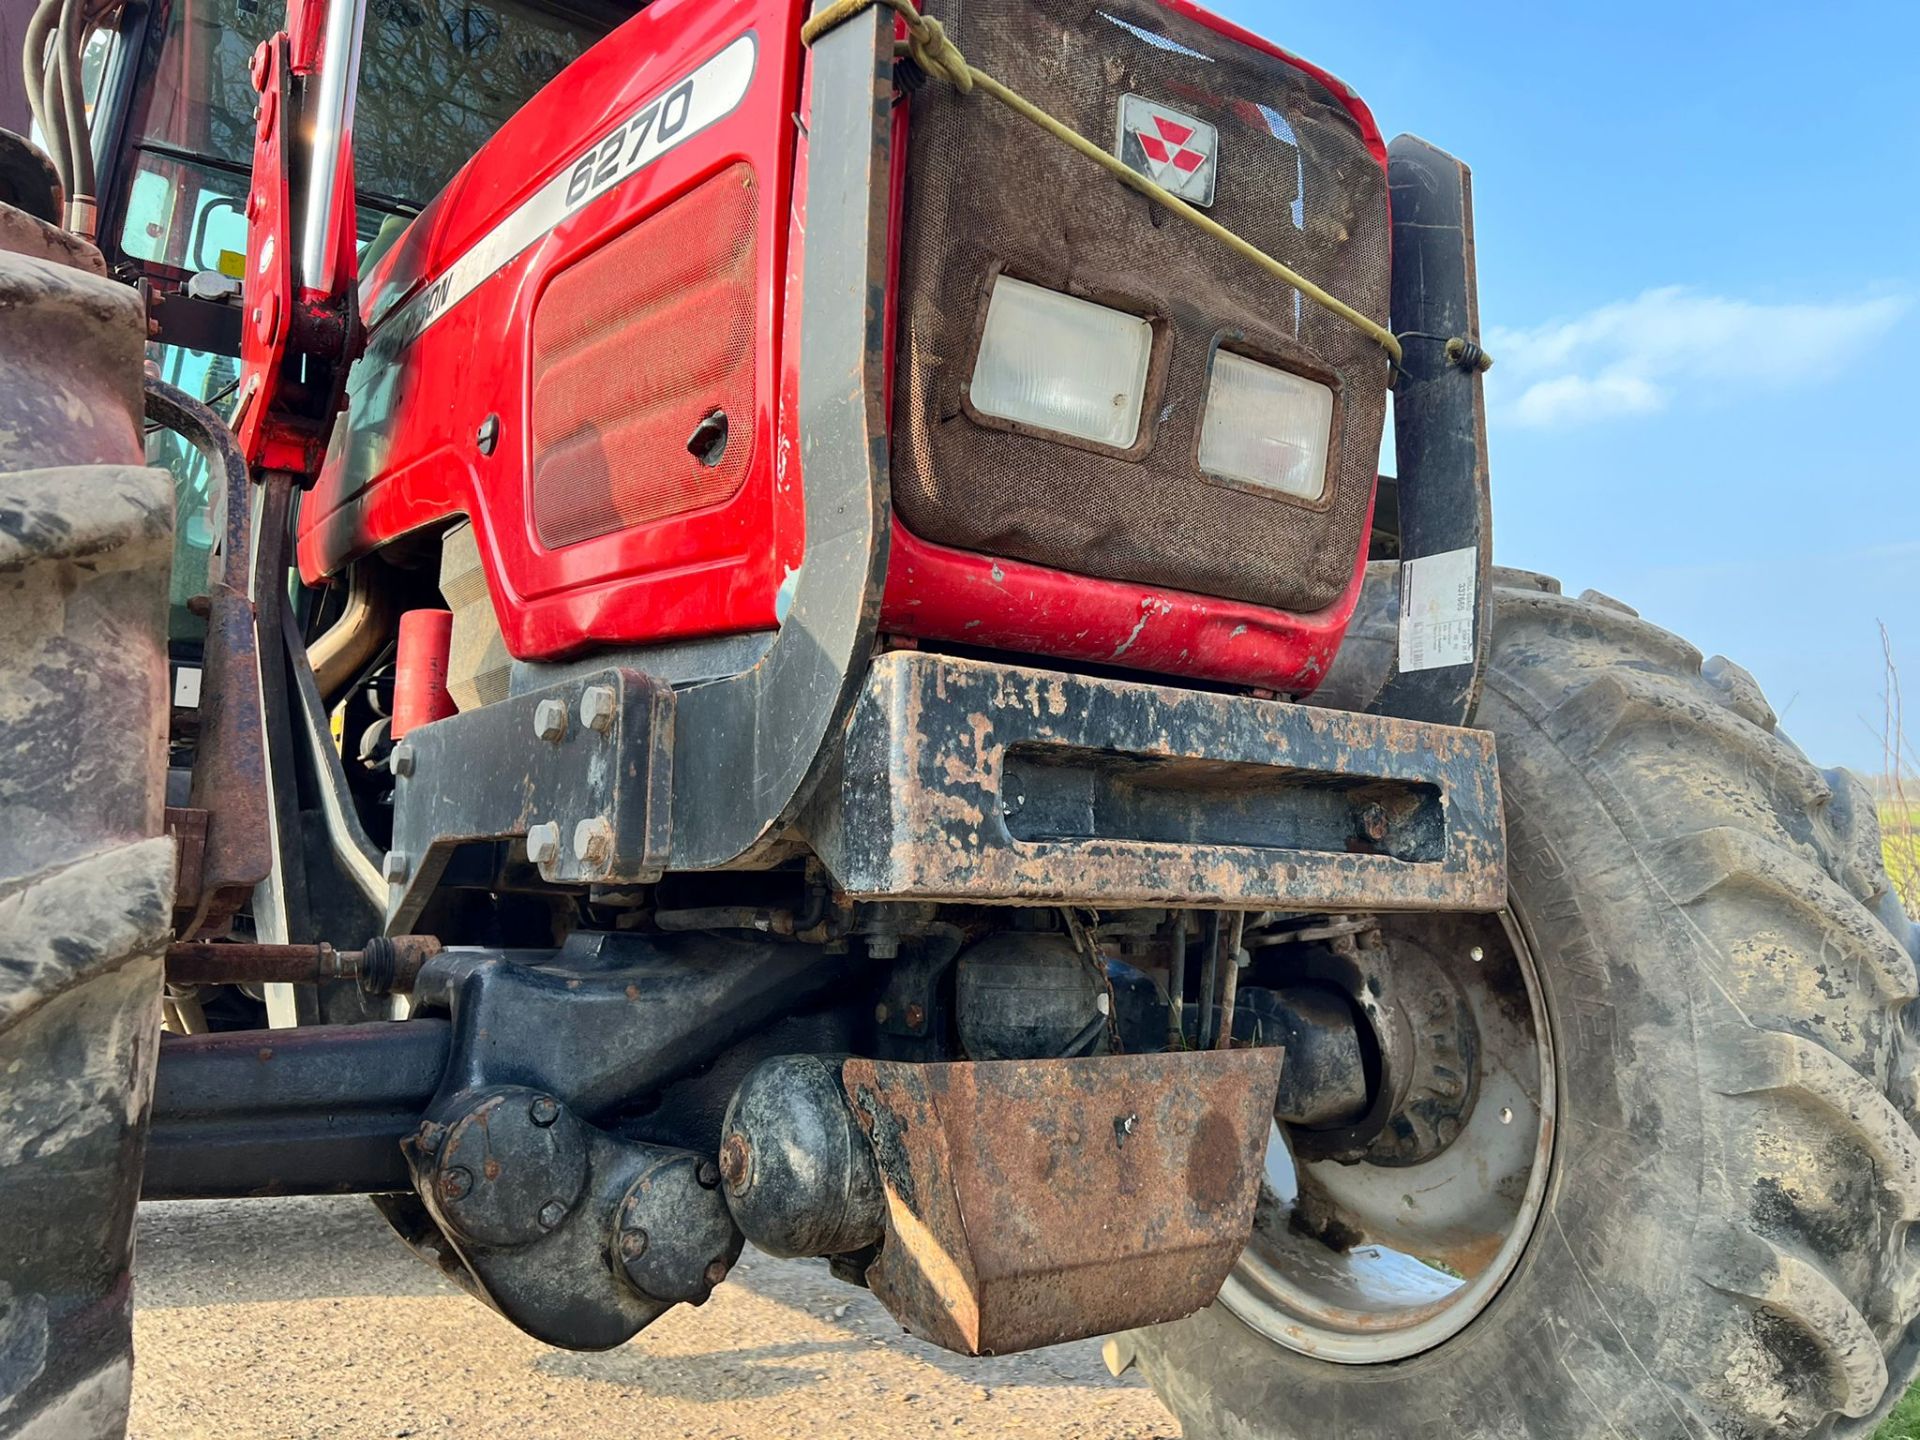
top-left (1197, 912), bottom-right (1220, 1049)
top-left (1164, 910), bottom-right (1187, 1051)
top-left (298, 0), bottom-right (369, 290)
top-left (21, 0), bottom-right (63, 189)
top-left (54, 0), bottom-right (91, 233)
top-left (1214, 913), bottom-right (1246, 1051)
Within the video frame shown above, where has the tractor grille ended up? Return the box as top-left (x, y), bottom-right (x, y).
top-left (531, 163), bottom-right (759, 549)
top-left (891, 0), bottom-right (1390, 613)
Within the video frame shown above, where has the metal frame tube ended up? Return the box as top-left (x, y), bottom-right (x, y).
top-left (144, 1020), bottom-right (451, 1198)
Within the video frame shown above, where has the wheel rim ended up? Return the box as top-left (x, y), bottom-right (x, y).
top-left (1219, 909), bottom-right (1556, 1363)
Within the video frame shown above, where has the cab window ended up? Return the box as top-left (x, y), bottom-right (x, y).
top-left (118, 0), bottom-right (614, 276)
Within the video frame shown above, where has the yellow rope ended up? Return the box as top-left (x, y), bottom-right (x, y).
top-left (800, 0), bottom-right (1405, 369)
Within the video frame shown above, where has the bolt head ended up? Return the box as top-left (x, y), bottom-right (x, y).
top-left (537, 1199), bottom-right (567, 1231)
top-left (526, 822), bottom-right (561, 866)
top-left (579, 684), bottom-right (617, 734)
top-left (1359, 803), bottom-right (1391, 842)
top-left (619, 1227), bottom-right (649, 1260)
top-left (703, 1258), bottom-right (731, 1288)
top-left (695, 1158), bottom-right (722, 1190)
top-left (573, 817), bottom-right (613, 866)
top-left (390, 742), bottom-right (415, 778)
top-left (439, 1165), bottom-right (473, 1202)
top-left (533, 698), bottom-right (568, 742)
top-left (528, 1095), bottom-right (560, 1127)
top-left (381, 850), bottom-right (409, 884)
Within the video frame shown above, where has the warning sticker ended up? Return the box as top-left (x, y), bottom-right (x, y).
top-left (1398, 547), bottom-right (1478, 673)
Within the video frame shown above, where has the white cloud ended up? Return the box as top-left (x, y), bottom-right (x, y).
top-left (1485, 286), bottom-right (1908, 428)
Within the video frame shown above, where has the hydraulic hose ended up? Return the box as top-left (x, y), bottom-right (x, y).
top-left (55, 0), bottom-right (95, 233)
top-left (21, 0), bottom-right (66, 194)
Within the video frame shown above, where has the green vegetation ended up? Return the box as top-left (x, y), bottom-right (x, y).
top-left (1877, 1381), bottom-right (1920, 1440)
top-left (1875, 801), bottom-right (1919, 1437)
top-left (1885, 801), bottom-right (1919, 920)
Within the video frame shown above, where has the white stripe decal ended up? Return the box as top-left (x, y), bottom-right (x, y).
top-left (366, 32), bottom-right (757, 362)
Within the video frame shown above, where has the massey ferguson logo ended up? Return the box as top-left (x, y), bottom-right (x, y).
top-left (1114, 94), bottom-right (1218, 207)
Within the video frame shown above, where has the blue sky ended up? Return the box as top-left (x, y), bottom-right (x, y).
top-left (1211, 0), bottom-right (1920, 773)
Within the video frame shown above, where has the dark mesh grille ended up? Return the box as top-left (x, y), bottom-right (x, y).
top-left (891, 0), bottom-right (1389, 613)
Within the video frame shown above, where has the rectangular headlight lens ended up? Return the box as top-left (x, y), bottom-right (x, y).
top-left (1198, 351), bottom-right (1334, 501)
top-left (968, 277), bottom-right (1153, 449)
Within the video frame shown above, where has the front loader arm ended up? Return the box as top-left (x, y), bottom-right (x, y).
top-left (233, 0), bottom-right (364, 475)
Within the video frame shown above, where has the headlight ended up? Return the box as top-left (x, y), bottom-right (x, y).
top-left (967, 276), bottom-right (1153, 449)
top-left (1197, 350), bottom-right (1335, 502)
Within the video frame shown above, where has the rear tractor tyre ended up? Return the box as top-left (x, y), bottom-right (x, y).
top-left (0, 197), bottom-right (174, 1437)
top-left (1124, 574), bottom-right (1920, 1439)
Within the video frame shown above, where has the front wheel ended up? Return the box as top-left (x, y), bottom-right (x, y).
top-left (1125, 573), bottom-right (1920, 1440)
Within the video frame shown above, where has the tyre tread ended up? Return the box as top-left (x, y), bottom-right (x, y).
top-left (1488, 578), bottom-right (1920, 1439)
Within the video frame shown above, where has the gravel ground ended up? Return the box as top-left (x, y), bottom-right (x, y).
top-left (130, 1196), bottom-right (1180, 1440)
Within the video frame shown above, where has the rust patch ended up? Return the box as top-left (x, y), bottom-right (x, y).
top-left (1185, 1108), bottom-right (1243, 1211)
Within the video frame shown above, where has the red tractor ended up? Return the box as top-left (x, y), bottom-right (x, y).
top-left (3, 0), bottom-right (1916, 1435)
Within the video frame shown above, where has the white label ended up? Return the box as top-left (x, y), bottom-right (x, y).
top-left (172, 665), bottom-right (203, 708)
top-left (1398, 547), bottom-right (1477, 672)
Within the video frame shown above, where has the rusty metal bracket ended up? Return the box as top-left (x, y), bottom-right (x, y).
top-left (842, 1048), bottom-right (1283, 1355)
top-left (147, 378), bottom-right (273, 939)
top-left (807, 651), bottom-right (1505, 912)
top-left (383, 667), bottom-right (674, 932)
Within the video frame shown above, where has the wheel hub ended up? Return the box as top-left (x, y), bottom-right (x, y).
top-left (1220, 909), bottom-right (1555, 1364)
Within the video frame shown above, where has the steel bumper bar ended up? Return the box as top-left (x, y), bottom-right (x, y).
top-left (806, 651), bottom-right (1505, 911)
